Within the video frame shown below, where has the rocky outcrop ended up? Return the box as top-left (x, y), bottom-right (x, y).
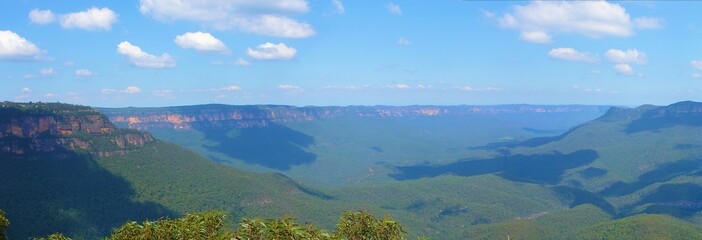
top-left (101, 104), bottom-right (610, 130)
top-left (0, 102), bottom-right (154, 156)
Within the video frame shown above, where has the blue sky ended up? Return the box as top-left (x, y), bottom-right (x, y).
top-left (1, 1), bottom-right (702, 107)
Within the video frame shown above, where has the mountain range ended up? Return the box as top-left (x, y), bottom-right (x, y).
top-left (2, 101), bottom-right (702, 239)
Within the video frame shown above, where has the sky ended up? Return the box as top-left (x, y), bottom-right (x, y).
top-left (1, 0), bottom-right (702, 107)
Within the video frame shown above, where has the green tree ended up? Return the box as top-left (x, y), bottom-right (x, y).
top-left (334, 211), bottom-right (405, 240)
top-left (32, 210), bottom-right (407, 240)
top-left (0, 209), bottom-right (9, 240)
top-left (231, 217), bottom-right (332, 239)
top-left (107, 211), bottom-right (225, 240)
top-left (32, 233), bottom-right (71, 240)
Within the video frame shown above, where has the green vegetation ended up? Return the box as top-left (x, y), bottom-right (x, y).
top-left (6, 101), bottom-right (702, 239)
top-left (575, 214), bottom-right (702, 240)
top-left (29, 210), bottom-right (404, 240)
top-left (0, 209), bottom-right (8, 240)
top-left (465, 204), bottom-right (612, 239)
top-left (464, 205), bottom-right (702, 240)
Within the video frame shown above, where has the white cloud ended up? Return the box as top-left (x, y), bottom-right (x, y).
top-left (397, 37), bottom-right (411, 45)
top-left (481, 9), bottom-right (495, 18)
top-left (44, 93), bottom-right (57, 98)
top-left (101, 89), bottom-right (118, 94)
top-left (139, 0), bottom-right (314, 38)
top-left (21, 87), bottom-right (31, 93)
top-left (613, 63), bottom-right (634, 75)
top-left (75, 69), bottom-right (93, 76)
top-left (234, 58), bottom-right (250, 66)
top-left (117, 41), bottom-right (176, 68)
top-left (234, 15), bottom-right (314, 38)
top-left (458, 86), bottom-right (501, 92)
top-left (387, 84), bottom-right (410, 89)
top-left (125, 86), bottom-right (142, 94)
top-left (102, 86), bottom-right (142, 94)
top-left (63, 61), bottom-right (75, 66)
top-left (691, 60), bottom-right (702, 70)
top-left (499, 1), bottom-right (651, 43)
top-left (634, 17), bottom-right (663, 29)
top-left (459, 86), bottom-right (473, 91)
top-left (605, 49), bottom-right (647, 64)
top-left (693, 73), bottom-right (701, 78)
top-left (59, 7), bottom-right (118, 31)
top-left (40, 68), bottom-right (56, 76)
top-left (332, 0), bottom-right (345, 14)
top-left (174, 31), bottom-right (229, 53)
top-left (247, 42), bottom-right (297, 60)
top-left (386, 2), bottom-right (401, 15)
top-left (29, 9), bottom-right (55, 24)
top-left (277, 84), bottom-right (304, 91)
top-left (520, 31), bottom-right (551, 44)
top-left (0, 30), bottom-right (43, 61)
top-left (548, 48), bottom-right (598, 63)
top-left (223, 85), bottom-right (241, 91)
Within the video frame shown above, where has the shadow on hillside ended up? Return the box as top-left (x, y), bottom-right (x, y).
top-left (0, 150), bottom-right (175, 239)
top-left (600, 159), bottom-right (702, 197)
top-left (472, 126), bottom-right (584, 151)
top-left (390, 149), bottom-right (599, 184)
top-left (196, 124), bottom-right (317, 171)
top-left (636, 183), bottom-right (702, 217)
top-left (552, 186), bottom-right (616, 215)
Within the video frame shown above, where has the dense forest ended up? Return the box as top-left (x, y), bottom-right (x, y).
top-left (4, 101), bottom-right (702, 239)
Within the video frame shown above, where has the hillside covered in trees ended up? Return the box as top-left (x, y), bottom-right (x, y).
top-left (3, 101), bottom-right (702, 239)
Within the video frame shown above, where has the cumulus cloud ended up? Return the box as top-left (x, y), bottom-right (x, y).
top-left (59, 7), bottom-right (118, 31)
top-left (499, 1), bottom-right (654, 43)
top-left (691, 60), bottom-right (702, 70)
top-left (278, 84), bottom-right (304, 92)
top-left (397, 37), bottom-right (411, 45)
top-left (117, 41), bottom-right (176, 68)
top-left (21, 87), bottom-right (31, 93)
top-left (520, 31), bottom-right (551, 44)
top-left (40, 68), bottom-right (56, 76)
top-left (125, 86), bottom-right (142, 93)
top-left (613, 63), bottom-right (634, 75)
top-left (605, 49), bottom-right (647, 64)
top-left (548, 48), bottom-right (598, 63)
top-left (174, 31), bottom-right (229, 53)
top-left (29, 9), bottom-right (55, 24)
top-left (139, 0), bottom-right (314, 38)
top-left (44, 93), bottom-right (57, 98)
top-left (386, 2), bottom-right (401, 15)
top-left (332, 0), bottom-right (345, 14)
top-left (75, 69), bottom-right (93, 76)
top-left (0, 30), bottom-right (43, 61)
top-left (247, 42), bottom-right (297, 60)
top-left (693, 73), bottom-right (701, 79)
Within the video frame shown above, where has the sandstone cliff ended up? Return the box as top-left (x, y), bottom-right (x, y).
top-left (0, 102), bottom-right (154, 156)
top-left (101, 104), bottom-right (609, 130)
